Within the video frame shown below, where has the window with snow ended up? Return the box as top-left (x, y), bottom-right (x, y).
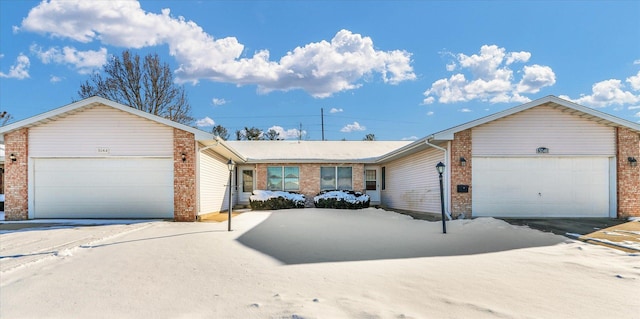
top-left (320, 166), bottom-right (352, 190)
top-left (267, 166), bottom-right (299, 191)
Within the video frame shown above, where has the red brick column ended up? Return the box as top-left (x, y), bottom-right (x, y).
top-left (5, 128), bottom-right (29, 220)
top-left (450, 129), bottom-right (472, 218)
top-left (173, 129), bottom-right (196, 222)
top-left (616, 128), bottom-right (640, 218)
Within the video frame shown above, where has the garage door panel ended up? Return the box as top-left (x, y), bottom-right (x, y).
top-left (34, 158), bottom-right (173, 219)
top-left (473, 157), bottom-right (610, 217)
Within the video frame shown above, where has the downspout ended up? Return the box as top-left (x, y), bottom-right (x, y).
top-left (425, 139), bottom-right (453, 220)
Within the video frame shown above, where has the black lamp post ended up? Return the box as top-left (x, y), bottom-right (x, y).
top-left (436, 161), bottom-right (446, 234)
top-left (227, 159), bottom-right (235, 231)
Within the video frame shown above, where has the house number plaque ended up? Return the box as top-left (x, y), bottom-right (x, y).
top-left (97, 147), bottom-right (110, 154)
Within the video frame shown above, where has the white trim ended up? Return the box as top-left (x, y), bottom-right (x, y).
top-left (0, 96), bottom-right (214, 141)
top-left (609, 157), bottom-right (617, 218)
top-left (430, 95), bottom-right (640, 141)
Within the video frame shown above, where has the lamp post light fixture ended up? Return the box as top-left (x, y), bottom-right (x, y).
top-left (227, 159), bottom-right (235, 231)
top-left (436, 161), bottom-right (446, 234)
top-left (628, 157), bottom-right (638, 167)
top-left (459, 157), bottom-right (467, 167)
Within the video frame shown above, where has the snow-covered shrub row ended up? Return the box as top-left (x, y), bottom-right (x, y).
top-left (249, 190), bottom-right (306, 210)
top-left (314, 190), bottom-right (370, 209)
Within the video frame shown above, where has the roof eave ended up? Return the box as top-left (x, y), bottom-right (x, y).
top-left (0, 96), bottom-right (216, 140)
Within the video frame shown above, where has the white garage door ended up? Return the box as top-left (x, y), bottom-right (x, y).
top-left (34, 158), bottom-right (174, 219)
top-left (473, 157), bottom-right (611, 217)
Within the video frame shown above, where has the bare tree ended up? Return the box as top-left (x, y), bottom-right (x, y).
top-left (0, 111), bottom-right (12, 126)
top-left (236, 126), bottom-right (263, 140)
top-left (212, 124), bottom-right (229, 140)
top-left (363, 133), bottom-right (376, 141)
top-left (78, 50), bottom-right (194, 125)
top-left (264, 129), bottom-right (281, 140)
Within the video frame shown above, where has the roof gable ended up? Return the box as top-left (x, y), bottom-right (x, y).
top-left (0, 96), bottom-right (213, 141)
top-left (430, 95), bottom-right (640, 141)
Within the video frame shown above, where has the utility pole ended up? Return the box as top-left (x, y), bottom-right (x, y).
top-left (321, 108), bottom-right (325, 141)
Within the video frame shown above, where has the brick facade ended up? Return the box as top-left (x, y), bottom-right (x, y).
top-left (616, 127), bottom-right (640, 218)
top-left (4, 128), bottom-right (29, 220)
top-left (255, 163), bottom-right (365, 207)
top-left (450, 129), bottom-right (472, 218)
top-left (173, 128), bottom-right (197, 221)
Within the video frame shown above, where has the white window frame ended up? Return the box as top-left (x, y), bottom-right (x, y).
top-left (267, 166), bottom-right (299, 191)
top-left (320, 166), bottom-right (353, 190)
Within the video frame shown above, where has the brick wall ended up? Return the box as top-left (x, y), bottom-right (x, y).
top-left (173, 128), bottom-right (196, 221)
top-left (4, 128), bottom-right (29, 220)
top-left (616, 127), bottom-right (640, 218)
top-left (255, 163), bottom-right (364, 207)
top-left (450, 129), bottom-right (472, 218)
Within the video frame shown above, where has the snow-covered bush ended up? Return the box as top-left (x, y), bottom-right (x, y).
top-left (314, 190), bottom-right (370, 209)
top-left (249, 190), bottom-right (306, 210)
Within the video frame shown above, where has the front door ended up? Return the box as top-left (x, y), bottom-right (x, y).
top-left (238, 166), bottom-right (255, 205)
top-left (364, 168), bottom-right (380, 203)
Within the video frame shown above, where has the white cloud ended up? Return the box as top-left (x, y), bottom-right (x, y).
top-left (0, 54), bottom-right (30, 79)
top-left (459, 108), bottom-right (472, 113)
top-left (423, 45), bottom-right (555, 105)
top-left (627, 70), bottom-right (640, 91)
top-left (426, 111), bottom-right (434, 116)
top-left (401, 136), bottom-right (418, 141)
top-left (329, 107), bottom-right (343, 113)
top-left (559, 73), bottom-right (640, 108)
top-left (20, 1), bottom-right (415, 98)
top-left (195, 116), bottom-right (215, 127)
top-left (212, 98), bottom-right (227, 106)
top-left (517, 65), bottom-right (556, 93)
top-left (50, 75), bottom-right (63, 83)
top-left (31, 45), bottom-right (107, 74)
top-left (628, 105), bottom-right (640, 110)
top-left (267, 125), bottom-right (305, 139)
top-left (445, 63), bottom-right (456, 72)
top-left (635, 111), bottom-right (640, 118)
top-left (340, 121), bottom-right (366, 133)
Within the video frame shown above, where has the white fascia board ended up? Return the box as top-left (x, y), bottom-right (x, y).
top-left (243, 158), bottom-right (379, 164)
top-left (374, 136), bottom-right (431, 163)
top-left (430, 95), bottom-right (640, 140)
top-left (0, 96), bottom-right (215, 141)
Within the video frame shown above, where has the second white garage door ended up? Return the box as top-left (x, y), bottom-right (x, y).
top-left (33, 158), bottom-right (174, 219)
top-left (472, 157), bottom-right (612, 217)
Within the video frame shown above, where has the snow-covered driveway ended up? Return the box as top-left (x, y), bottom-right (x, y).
top-left (1, 209), bottom-right (638, 318)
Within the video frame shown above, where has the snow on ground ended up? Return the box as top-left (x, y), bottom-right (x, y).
top-left (1, 208), bottom-right (639, 318)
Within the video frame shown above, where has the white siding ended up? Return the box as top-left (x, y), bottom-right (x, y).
top-left (29, 104), bottom-right (173, 157)
top-left (381, 147), bottom-right (443, 213)
top-left (199, 148), bottom-right (233, 214)
top-left (473, 105), bottom-right (615, 156)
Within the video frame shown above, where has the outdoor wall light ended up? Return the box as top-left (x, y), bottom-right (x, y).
top-left (181, 153), bottom-right (186, 162)
top-left (459, 157), bottom-right (467, 167)
top-left (9, 153), bottom-right (16, 162)
top-left (629, 157), bottom-right (638, 167)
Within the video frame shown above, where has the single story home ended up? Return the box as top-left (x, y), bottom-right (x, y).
top-left (1, 95), bottom-right (638, 221)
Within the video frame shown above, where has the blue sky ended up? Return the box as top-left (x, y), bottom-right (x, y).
top-left (1, 1), bottom-right (639, 141)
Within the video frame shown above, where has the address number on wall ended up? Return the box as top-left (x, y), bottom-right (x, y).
top-left (97, 147), bottom-right (110, 154)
